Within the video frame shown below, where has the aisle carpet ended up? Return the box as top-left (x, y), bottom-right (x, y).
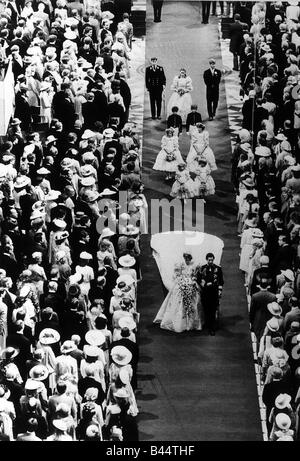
top-left (136, 0), bottom-right (262, 441)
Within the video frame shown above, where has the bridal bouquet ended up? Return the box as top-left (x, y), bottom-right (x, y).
top-left (165, 152), bottom-right (176, 162)
top-left (177, 275), bottom-right (198, 319)
top-left (177, 88), bottom-right (185, 96)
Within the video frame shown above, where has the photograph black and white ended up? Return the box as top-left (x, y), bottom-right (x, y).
top-left (0, 0), bottom-right (298, 445)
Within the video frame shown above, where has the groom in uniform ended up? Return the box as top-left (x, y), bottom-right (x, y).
top-left (145, 57), bottom-right (166, 120)
top-left (203, 58), bottom-right (222, 121)
top-left (197, 252), bottom-right (224, 335)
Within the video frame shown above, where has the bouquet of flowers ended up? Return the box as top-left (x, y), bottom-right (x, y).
top-left (177, 275), bottom-right (198, 319)
top-left (178, 88), bottom-right (185, 96)
top-left (165, 152), bottom-right (176, 162)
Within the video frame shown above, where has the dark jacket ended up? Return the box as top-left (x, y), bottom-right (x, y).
top-left (186, 111), bottom-right (202, 133)
top-left (145, 65), bottom-right (166, 91)
top-left (203, 68), bottom-right (222, 93)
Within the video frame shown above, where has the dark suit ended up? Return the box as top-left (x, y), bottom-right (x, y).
top-left (203, 67), bottom-right (221, 118)
top-left (145, 65), bottom-right (166, 119)
top-left (201, 1), bottom-right (211, 24)
top-left (229, 20), bottom-right (244, 70)
top-left (249, 290), bottom-right (276, 342)
top-left (186, 111), bottom-right (202, 133)
top-left (167, 113), bottom-right (182, 134)
top-left (152, 0), bottom-right (163, 22)
top-left (197, 263), bottom-right (224, 332)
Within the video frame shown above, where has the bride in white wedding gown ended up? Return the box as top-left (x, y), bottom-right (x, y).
top-left (153, 252), bottom-right (203, 332)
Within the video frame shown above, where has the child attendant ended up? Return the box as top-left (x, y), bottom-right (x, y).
top-left (153, 128), bottom-right (184, 181)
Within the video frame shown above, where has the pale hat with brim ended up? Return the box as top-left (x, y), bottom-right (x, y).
top-left (0, 346), bottom-right (19, 360)
top-left (114, 388), bottom-right (129, 399)
top-left (266, 317), bottom-right (280, 332)
top-left (29, 364), bottom-right (49, 381)
top-left (275, 133), bottom-right (287, 141)
top-left (99, 188), bottom-right (116, 196)
top-left (241, 177), bottom-right (255, 188)
top-left (81, 129), bottom-right (96, 140)
top-left (103, 128), bottom-right (115, 138)
top-left (275, 393), bottom-right (292, 410)
top-left (53, 219), bottom-right (67, 229)
top-left (30, 209), bottom-right (45, 221)
top-left (36, 167), bottom-right (50, 176)
top-left (81, 176), bottom-right (96, 187)
top-left (64, 29), bottom-right (77, 40)
top-left (252, 228), bottom-right (264, 238)
top-left (14, 175), bottom-right (30, 189)
top-left (83, 345), bottom-right (100, 358)
top-left (52, 419), bottom-right (68, 431)
top-left (39, 328), bottom-right (60, 345)
top-left (54, 231), bottom-right (69, 242)
top-left (281, 269), bottom-right (295, 282)
top-left (25, 379), bottom-right (40, 391)
top-left (80, 164), bottom-right (94, 177)
top-left (267, 302), bottom-right (282, 317)
top-left (10, 118), bottom-right (21, 126)
top-left (291, 165), bottom-right (300, 172)
top-left (284, 155), bottom-right (296, 166)
top-left (111, 345), bottom-right (132, 365)
top-left (24, 144), bottom-right (35, 155)
top-left (255, 146), bottom-right (271, 157)
top-left (118, 255), bottom-right (136, 267)
top-left (79, 251), bottom-right (92, 260)
top-left (119, 316), bottom-right (136, 331)
top-left (85, 330), bottom-right (106, 347)
top-left (275, 413), bottom-right (291, 430)
top-left (45, 135), bottom-right (57, 145)
top-left (83, 190), bottom-right (99, 203)
top-left (100, 228), bottom-right (115, 239)
top-left (60, 340), bottom-right (76, 354)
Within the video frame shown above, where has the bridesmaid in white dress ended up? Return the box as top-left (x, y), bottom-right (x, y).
top-left (167, 69), bottom-right (193, 124)
top-left (154, 253), bottom-right (203, 333)
top-left (186, 123), bottom-right (217, 172)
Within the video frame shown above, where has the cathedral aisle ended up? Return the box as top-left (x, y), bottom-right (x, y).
top-left (136, 0), bottom-right (263, 441)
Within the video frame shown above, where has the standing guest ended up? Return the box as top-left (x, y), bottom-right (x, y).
top-left (203, 58), bottom-right (222, 121)
top-left (249, 278), bottom-right (276, 344)
top-left (152, 0), bottom-right (164, 23)
top-left (145, 57), bottom-right (166, 120)
top-left (201, 1), bottom-right (211, 24)
top-left (229, 14), bottom-right (245, 71)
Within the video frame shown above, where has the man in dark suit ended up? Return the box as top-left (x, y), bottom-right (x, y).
top-left (186, 104), bottom-right (202, 133)
top-left (203, 58), bottom-right (222, 121)
top-left (201, 1), bottom-right (211, 24)
top-left (249, 279), bottom-right (276, 344)
top-left (229, 14), bottom-right (245, 71)
top-left (145, 57), bottom-right (166, 120)
top-left (197, 252), bottom-right (224, 335)
top-left (152, 0), bottom-right (164, 22)
top-left (270, 234), bottom-right (295, 276)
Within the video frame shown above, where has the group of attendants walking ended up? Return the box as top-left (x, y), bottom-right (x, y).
top-left (0, 0), bottom-right (148, 442)
top-left (146, 56), bottom-right (222, 200)
top-left (232, 0), bottom-right (300, 442)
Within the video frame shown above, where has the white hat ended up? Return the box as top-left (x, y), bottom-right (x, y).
top-left (81, 129), bottom-right (96, 140)
top-left (100, 228), bottom-right (115, 239)
top-left (99, 188), bottom-right (116, 196)
top-left (275, 394), bottom-right (292, 410)
top-left (40, 81), bottom-right (51, 91)
top-left (44, 190), bottom-right (61, 201)
top-left (275, 133), bottom-right (287, 141)
top-left (53, 219), bottom-right (67, 230)
top-left (119, 316), bottom-right (136, 331)
top-left (103, 128), bottom-right (115, 138)
top-left (275, 413), bottom-right (291, 430)
top-left (19, 285), bottom-right (31, 298)
top-left (29, 364), bottom-right (49, 381)
top-left (281, 269), bottom-right (295, 282)
top-left (25, 379), bottom-right (40, 391)
top-left (39, 328), bottom-right (60, 345)
top-left (111, 345), bottom-right (132, 365)
top-left (116, 274), bottom-right (135, 286)
top-left (266, 317), bottom-right (280, 332)
top-left (60, 340), bottom-right (76, 354)
top-left (79, 252), bottom-right (92, 260)
top-left (118, 255), bottom-right (136, 267)
top-left (14, 175), bottom-right (30, 189)
top-left (83, 345), bottom-right (100, 358)
top-left (81, 176), bottom-right (96, 187)
top-left (114, 388), bottom-right (129, 399)
top-left (85, 330), bottom-right (106, 347)
top-left (64, 29), bottom-right (77, 40)
top-left (36, 167), bottom-right (50, 175)
top-left (267, 302), bottom-right (282, 317)
top-left (52, 419), bottom-right (68, 431)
